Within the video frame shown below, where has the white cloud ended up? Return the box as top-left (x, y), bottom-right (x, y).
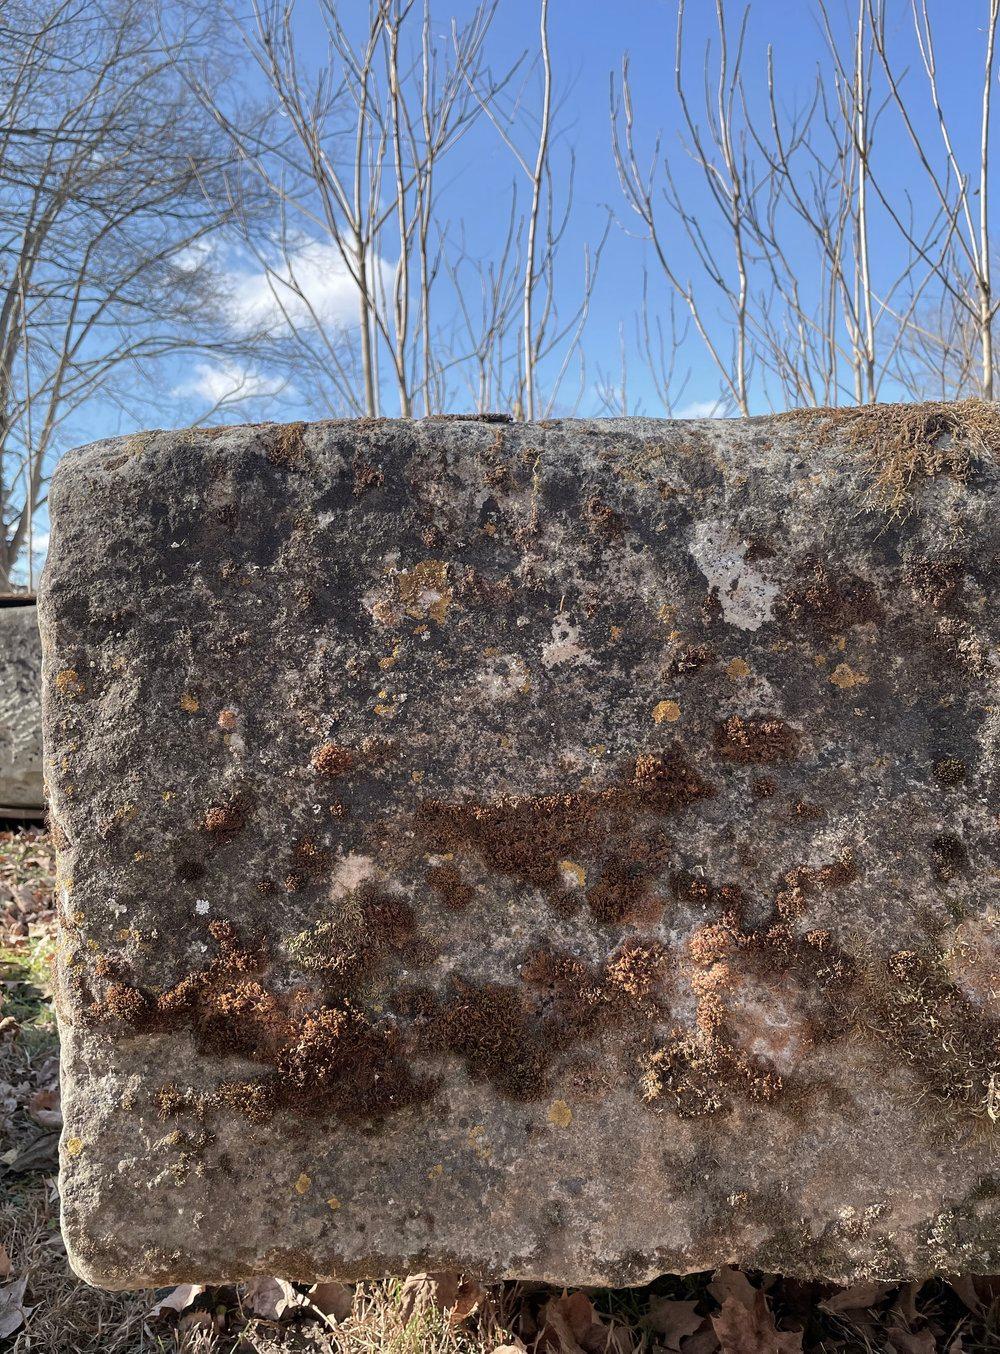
top-left (676, 398), bottom-right (727, 419)
top-left (172, 359), bottom-right (288, 406)
top-left (226, 237), bottom-right (391, 337)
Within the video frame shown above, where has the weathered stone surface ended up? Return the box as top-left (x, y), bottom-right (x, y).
top-left (39, 409), bottom-right (1000, 1289)
top-left (0, 602), bottom-right (44, 815)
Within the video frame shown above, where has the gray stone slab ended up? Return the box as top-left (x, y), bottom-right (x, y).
top-left (0, 603), bottom-right (44, 815)
top-left (38, 410), bottom-right (1000, 1289)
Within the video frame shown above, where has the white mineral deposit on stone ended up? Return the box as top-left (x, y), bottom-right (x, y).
top-left (688, 519), bottom-right (779, 630)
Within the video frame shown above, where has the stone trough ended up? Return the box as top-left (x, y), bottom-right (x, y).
top-left (38, 407), bottom-right (1000, 1288)
top-left (0, 598), bottom-right (44, 818)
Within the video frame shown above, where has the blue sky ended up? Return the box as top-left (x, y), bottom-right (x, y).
top-left (16, 0), bottom-right (998, 582)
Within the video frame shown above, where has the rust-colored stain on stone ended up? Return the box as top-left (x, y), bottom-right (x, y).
top-left (38, 408), bottom-right (1000, 1289)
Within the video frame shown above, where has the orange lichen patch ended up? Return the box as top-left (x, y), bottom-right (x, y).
top-left (94, 921), bottom-right (433, 1126)
top-left (586, 859), bottom-right (657, 925)
top-left (275, 1002), bottom-right (432, 1122)
top-left (585, 495), bottom-right (624, 539)
top-left (642, 1031), bottom-right (782, 1119)
top-left (425, 862), bottom-right (474, 911)
top-left (604, 940), bottom-right (670, 1001)
top-left (652, 699), bottom-right (681, 724)
top-left (267, 421), bottom-right (307, 466)
top-left (312, 743), bottom-right (356, 778)
top-left (217, 708), bottom-right (239, 731)
top-left (180, 692), bottom-right (200, 713)
top-left (829, 662), bottom-right (868, 690)
top-left (414, 749), bottom-right (713, 902)
top-left (291, 836), bottom-right (332, 878)
top-left (725, 657), bottom-right (750, 680)
top-left (774, 854), bottom-right (857, 919)
top-left (547, 1099), bottom-right (573, 1127)
top-left (777, 561), bottom-right (882, 635)
top-left (402, 978), bottom-right (552, 1100)
top-left (203, 801), bottom-right (247, 837)
top-left (55, 668), bottom-right (85, 697)
top-left (285, 885), bottom-right (422, 986)
top-left (352, 454), bottom-right (384, 496)
top-left (396, 559), bottom-right (453, 624)
top-left (714, 714), bottom-right (799, 764)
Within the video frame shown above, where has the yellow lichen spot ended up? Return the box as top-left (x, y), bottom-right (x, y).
top-left (294, 1173), bottom-right (311, 1195)
top-left (379, 644), bottom-right (401, 671)
top-left (326, 1196), bottom-right (341, 1211)
top-left (609, 625), bottom-right (623, 642)
top-left (133, 851), bottom-right (144, 862)
top-left (830, 662), bottom-right (869, 690)
top-left (373, 703), bottom-right (396, 718)
top-left (559, 860), bottom-right (587, 889)
top-left (726, 657), bottom-right (750, 680)
top-left (834, 636), bottom-right (847, 652)
top-left (813, 654), bottom-right (828, 667)
top-left (657, 603), bottom-right (676, 625)
top-left (162, 791), bottom-right (174, 802)
top-left (411, 770), bottom-right (425, 784)
top-left (179, 692), bottom-right (200, 713)
top-left (547, 1100), bottom-right (573, 1128)
top-left (427, 1163), bottom-right (444, 1181)
top-left (467, 1125), bottom-right (490, 1159)
top-left (65, 1137), bottom-right (84, 1157)
top-left (55, 669), bottom-right (84, 698)
top-left (652, 699), bottom-right (681, 724)
top-left (397, 559), bottom-right (452, 625)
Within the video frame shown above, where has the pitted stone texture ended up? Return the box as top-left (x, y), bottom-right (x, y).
top-left (0, 603), bottom-right (43, 813)
top-left (39, 413), bottom-right (1000, 1289)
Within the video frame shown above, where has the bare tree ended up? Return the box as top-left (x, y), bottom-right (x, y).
top-left (611, 0), bottom-right (1000, 414)
top-left (210, 0), bottom-right (510, 418)
top-left (207, 0), bottom-right (604, 420)
top-left (611, 0), bottom-right (760, 416)
top-left (868, 0), bottom-right (1000, 399)
top-left (0, 0), bottom-right (248, 590)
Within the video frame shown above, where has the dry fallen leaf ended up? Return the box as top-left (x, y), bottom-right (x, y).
top-left (147, 1283), bottom-right (204, 1318)
top-left (712, 1289), bottom-right (802, 1354)
top-left (308, 1279), bottom-right (354, 1324)
top-left (820, 1281), bottom-right (897, 1313)
top-left (646, 1296), bottom-right (703, 1351)
top-left (0, 1277), bottom-right (33, 1340)
top-left (5, 1130), bottom-right (58, 1173)
top-left (536, 1290), bottom-right (634, 1354)
top-left (399, 1271), bottom-right (487, 1326)
top-left (681, 1327), bottom-right (722, 1354)
top-left (27, 1084), bottom-right (62, 1129)
top-left (885, 1325), bottom-right (938, 1354)
top-left (708, 1266), bottom-right (758, 1309)
top-left (243, 1276), bottom-right (308, 1321)
top-left (0, 1241), bottom-right (10, 1279)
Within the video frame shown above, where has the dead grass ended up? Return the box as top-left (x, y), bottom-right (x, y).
top-left (778, 398), bottom-right (1000, 512)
